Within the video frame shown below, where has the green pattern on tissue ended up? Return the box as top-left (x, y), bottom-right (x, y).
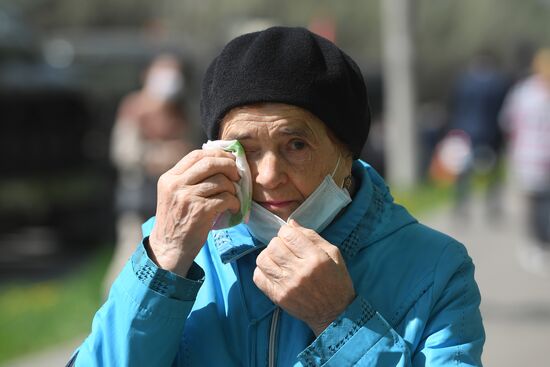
top-left (225, 140), bottom-right (251, 227)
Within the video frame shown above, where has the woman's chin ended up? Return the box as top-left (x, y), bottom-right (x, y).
top-left (259, 202), bottom-right (298, 221)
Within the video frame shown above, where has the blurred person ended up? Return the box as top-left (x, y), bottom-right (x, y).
top-left (448, 50), bottom-right (510, 220)
top-left (500, 48), bottom-right (550, 275)
top-left (418, 102), bottom-right (447, 180)
top-left (104, 54), bottom-right (194, 295)
top-left (308, 12), bottom-right (336, 42)
top-left (69, 27), bottom-right (484, 366)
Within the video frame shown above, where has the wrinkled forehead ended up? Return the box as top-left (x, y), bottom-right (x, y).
top-left (219, 103), bottom-right (329, 142)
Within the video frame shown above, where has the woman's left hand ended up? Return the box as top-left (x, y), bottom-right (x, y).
top-left (253, 219), bottom-right (356, 336)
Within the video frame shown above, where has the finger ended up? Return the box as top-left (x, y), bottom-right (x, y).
top-left (206, 191), bottom-right (241, 216)
top-left (169, 149), bottom-right (236, 175)
top-left (182, 156), bottom-right (240, 185)
top-left (253, 266), bottom-right (276, 298)
top-left (289, 219), bottom-right (342, 263)
top-left (277, 224), bottom-right (318, 258)
top-left (256, 249), bottom-right (284, 281)
top-left (313, 240), bottom-right (342, 263)
top-left (191, 173), bottom-right (237, 197)
top-left (288, 219), bottom-right (321, 241)
top-left (265, 237), bottom-right (298, 264)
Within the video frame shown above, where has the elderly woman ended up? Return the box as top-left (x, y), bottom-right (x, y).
top-left (70, 27), bottom-right (484, 366)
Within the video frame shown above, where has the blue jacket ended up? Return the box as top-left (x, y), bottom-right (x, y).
top-left (73, 161), bottom-right (484, 366)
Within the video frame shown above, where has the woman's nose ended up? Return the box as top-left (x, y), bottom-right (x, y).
top-left (253, 152), bottom-right (287, 189)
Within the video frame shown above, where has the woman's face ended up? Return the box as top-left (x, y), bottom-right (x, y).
top-left (220, 103), bottom-right (351, 220)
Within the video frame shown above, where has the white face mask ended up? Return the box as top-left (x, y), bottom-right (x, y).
top-left (145, 69), bottom-right (184, 101)
top-left (246, 156), bottom-right (352, 244)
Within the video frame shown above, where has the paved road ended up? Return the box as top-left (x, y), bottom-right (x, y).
top-left (3, 338), bottom-right (81, 367)
top-left (4, 184), bottom-right (549, 366)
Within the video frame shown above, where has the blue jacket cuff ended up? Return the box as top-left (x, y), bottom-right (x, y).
top-left (132, 238), bottom-right (205, 301)
top-left (298, 296), bottom-right (383, 366)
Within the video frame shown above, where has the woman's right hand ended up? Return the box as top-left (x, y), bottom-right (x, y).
top-left (149, 149), bottom-right (241, 277)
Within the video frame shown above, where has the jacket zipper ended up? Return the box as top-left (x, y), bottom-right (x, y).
top-left (268, 307), bottom-right (281, 367)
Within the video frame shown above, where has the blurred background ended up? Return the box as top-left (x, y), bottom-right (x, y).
top-left (0, 0), bottom-right (549, 366)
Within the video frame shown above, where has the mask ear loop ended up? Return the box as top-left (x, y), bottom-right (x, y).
top-left (331, 154), bottom-right (353, 192)
top-left (331, 154), bottom-right (341, 177)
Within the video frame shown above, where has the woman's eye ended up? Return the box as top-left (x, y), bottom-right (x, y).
top-left (283, 139), bottom-right (311, 163)
top-left (243, 147), bottom-right (259, 156)
top-left (289, 139), bottom-right (306, 150)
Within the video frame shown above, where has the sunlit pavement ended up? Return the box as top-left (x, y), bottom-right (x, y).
top-left (4, 183), bottom-right (550, 367)
top-left (2, 338), bottom-right (81, 367)
top-left (418, 182), bottom-right (550, 367)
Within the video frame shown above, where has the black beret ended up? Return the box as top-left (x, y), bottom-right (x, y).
top-left (200, 26), bottom-right (370, 159)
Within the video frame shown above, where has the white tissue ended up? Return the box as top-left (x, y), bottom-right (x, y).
top-left (202, 140), bottom-right (252, 229)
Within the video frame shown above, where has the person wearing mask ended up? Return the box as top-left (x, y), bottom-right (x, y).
top-left (501, 48), bottom-right (550, 275)
top-left (70, 27), bottom-right (484, 366)
top-left (448, 51), bottom-right (510, 220)
top-left (105, 54), bottom-right (194, 295)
